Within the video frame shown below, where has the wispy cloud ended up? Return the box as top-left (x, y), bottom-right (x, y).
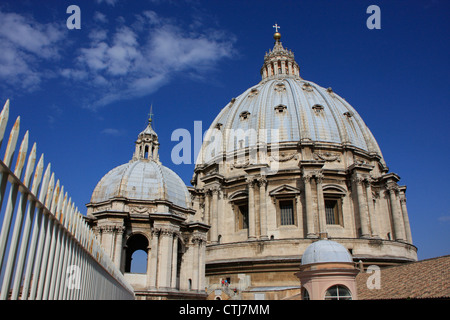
top-left (0, 10), bottom-right (65, 91)
top-left (0, 8), bottom-right (235, 109)
top-left (101, 128), bottom-right (124, 136)
top-left (95, 0), bottom-right (119, 6)
top-left (62, 10), bottom-right (236, 109)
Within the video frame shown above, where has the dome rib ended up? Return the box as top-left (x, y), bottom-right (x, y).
top-left (197, 76), bottom-right (383, 168)
top-left (90, 159), bottom-right (190, 208)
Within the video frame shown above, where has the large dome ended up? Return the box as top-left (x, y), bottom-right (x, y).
top-left (90, 159), bottom-right (190, 208)
top-left (197, 34), bottom-right (384, 167)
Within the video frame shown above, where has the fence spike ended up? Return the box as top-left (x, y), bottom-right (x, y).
top-left (22, 141), bottom-right (36, 188)
top-left (31, 154), bottom-right (44, 195)
top-left (38, 163), bottom-right (51, 203)
top-left (14, 130), bottom-right (29, 178)
top-left (50, 179), bottom-right (60, 215)
top-left (44, 173), bottom-right (55, 209)
top-left (0, 99), bottom-right (10, 148)
top-left (3, 116), bottom-right (20, 167)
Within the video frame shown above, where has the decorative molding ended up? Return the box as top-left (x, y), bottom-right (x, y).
top-left (97, 225), bottom-right (125, 234)
top-left (269, 152), bottom-right (299, 162)
top-left (231, 160), bottom-right (250, 169)
top-left (129, 205), bottom-right (152, 215)
top-left (313, 151), bottom-right (341, 162)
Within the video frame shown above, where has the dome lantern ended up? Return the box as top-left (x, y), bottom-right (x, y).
top-left (261, 24), bottom-right (301, 80)
top-left (133, 105), bottom-right (160, 162)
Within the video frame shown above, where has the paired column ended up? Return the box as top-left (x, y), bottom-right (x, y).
top-left (247, 178), bottom-right (256, 240)
top-left (364, 178), bottom-right (380, 238)
top-left (148, 228), bottom-right (159, 288)
top-left (302, 173), bottom-right (316, 238)
top-left (187, 234), bottom-right (207, 291)
top-left (315, 173), bottom-right (327, 237)
top-left (353, 174), bottom-right (370, 238)
top-left (399, 188), bottom-right (413, 243)
top-left (386, 184), bottom-right (405, 242)
top-left (96, 224), bottom-right (125, 270)
top-left (258, 177), bottom-right (268, 240)
top-left (148, 225), bottom-right (180, 289)
top-left (210, 187), bottom-right (219, 244)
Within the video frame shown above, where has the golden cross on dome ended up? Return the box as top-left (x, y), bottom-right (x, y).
top-left (148, 104), bottom-right (153, 124)
top-left (273, 23), bottom-right (280, 33)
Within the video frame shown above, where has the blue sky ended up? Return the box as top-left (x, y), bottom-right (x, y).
top-left (0, 0), bottom-right (448, 261)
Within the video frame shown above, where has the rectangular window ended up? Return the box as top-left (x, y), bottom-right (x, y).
top-left (238, 204), bottom-right (249, 229)
top-left (325, 199), bottom-right (340, 225)
top-left (279, 200), bottom-right (294, 225)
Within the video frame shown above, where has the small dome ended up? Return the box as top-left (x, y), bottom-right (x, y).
top-left (301, 240), bottom-right (353, 265)
top-left (91, 160), bottom-right (190, 208)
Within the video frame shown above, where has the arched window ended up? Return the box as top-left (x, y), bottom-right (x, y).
top-left (125, 233), bottom-right (149, 273)
top-left (324, 285), bottom-right (352, 300)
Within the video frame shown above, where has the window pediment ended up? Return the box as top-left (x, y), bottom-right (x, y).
top-left (269, 184), bottom-right (301, 197)
top-left (229, 190), bottom-right (248, 202)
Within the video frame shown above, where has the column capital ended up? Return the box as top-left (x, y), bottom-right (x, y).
top-left (386, 182), bottom-right (399, 193)
top-left (211, 186), bottom-right (220, 195)
top-left (352, 175), bottom-right (366, 185)
top-left (302, 173), bottom-right (313, 182)
top-left (246, 176), bottom-right (256, 187)
top-left (258, 176), bottom-right (268, 187)
top-left (314, 171), bottom-right (324, 184)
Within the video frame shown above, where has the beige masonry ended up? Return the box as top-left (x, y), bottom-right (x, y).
top-left (87, 116), bottom-right (209, 300)
top-left (191, 31), bottom-right (417, 300)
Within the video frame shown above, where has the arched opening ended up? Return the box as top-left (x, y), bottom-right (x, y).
top-left (175, 238), bottom-right (184, 289)
top-left (302, 288), bottom-right (310, 300)
top-left (125, 233), bottom-right (149, 273)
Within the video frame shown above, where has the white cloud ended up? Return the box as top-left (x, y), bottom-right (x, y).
top-left (101, 128), bottom-right (123, 136)
top-left (95, 0), bottom-right (119, 6)
top-left (65, 11), bottom-right (235, 109)
top-left (0, 10), bottom-right (65, 91)
top-left (93, 12), bottom-right (108, 24)
top-left (0, 8), bottom-right (235, 107)
top-left (438, 215), bottom-right (450, 223)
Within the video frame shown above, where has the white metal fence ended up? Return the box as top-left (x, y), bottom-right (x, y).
top-left (0, 100), bottom-right (135, 300)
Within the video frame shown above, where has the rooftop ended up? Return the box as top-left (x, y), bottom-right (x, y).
top-left (356, 255), bottom-right (450, 299)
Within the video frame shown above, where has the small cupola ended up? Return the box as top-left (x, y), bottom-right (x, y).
top-left (261, 24), bottom-right (301, 81)
top-left (133, 106), bottom-right (160, 162)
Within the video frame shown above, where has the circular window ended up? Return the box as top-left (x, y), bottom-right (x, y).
top-left (324, 285), bottom-right (352, 300)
